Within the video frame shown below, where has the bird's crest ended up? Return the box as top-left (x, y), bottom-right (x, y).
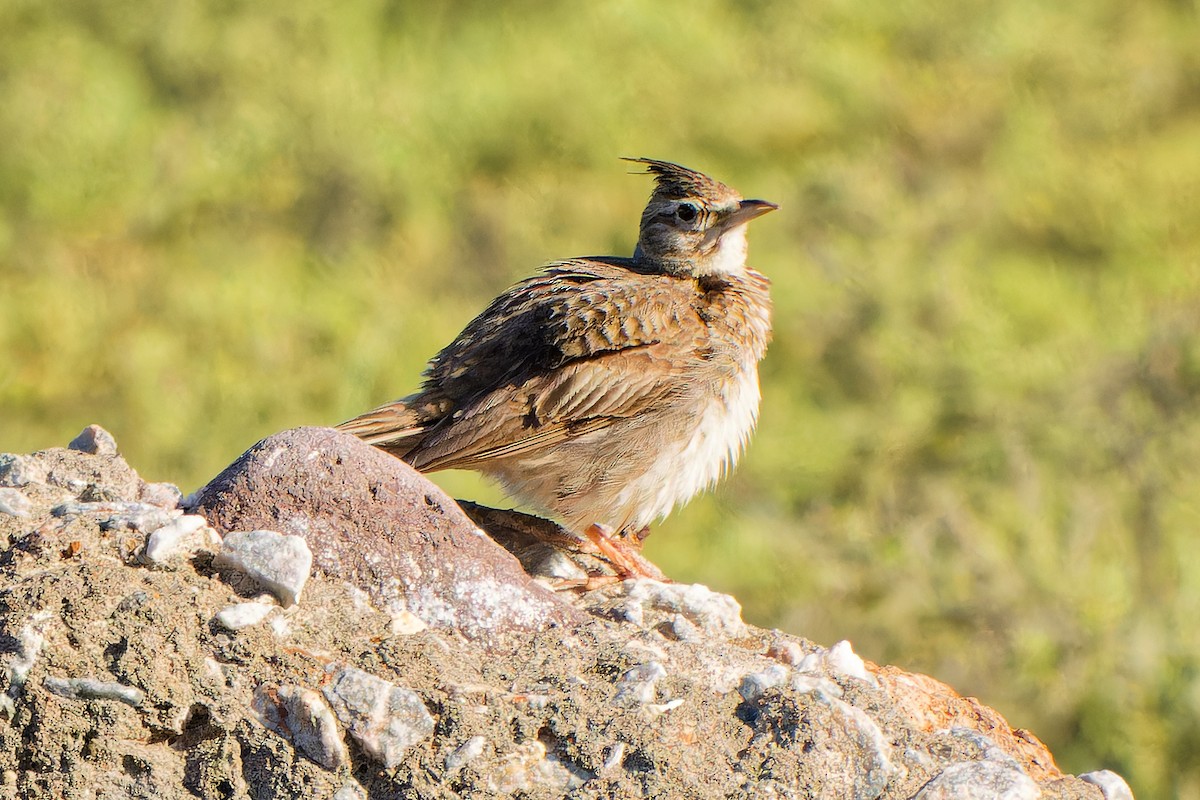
top-left (622, 157), bottom-right (737, 201)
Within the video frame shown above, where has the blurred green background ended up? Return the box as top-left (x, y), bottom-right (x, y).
top-left (2, 0), bottom-right (1198, 795)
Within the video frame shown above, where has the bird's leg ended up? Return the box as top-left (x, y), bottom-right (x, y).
top-left (627, 525), bottom-right (652, 549)
top-left (583, 523), bottom-right (668, 582)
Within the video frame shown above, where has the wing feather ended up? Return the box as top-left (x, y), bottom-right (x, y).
top-left (409, 343), bottom-right (694, 471)
top-left (339, 258), bottom-right (707, 471)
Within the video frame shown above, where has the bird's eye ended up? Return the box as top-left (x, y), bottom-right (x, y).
top-left (675, 203), bottom-right (699, 223)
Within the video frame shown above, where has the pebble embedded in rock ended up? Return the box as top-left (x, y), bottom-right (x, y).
top-left (51, 500), bottom-right (178, 535)
top-left (43, 677), bottom-right (145, 707)
top-left (766, 639), bottom-right (805, 666)
top-left (1080, 770), bottom-right (1135, 800)
top-left (256, 684), bottom-right (348, 771)
top-left (796, 640), bottom-right (876, 687)
top-left (445, 735), bottom-right (488, 770)
top-left (67, 425), bottom-right (119, 456)
top-left (0, 453), bottom-right (46, 488)
top-left (322, 666), bottom-right (434, 769)
top-left (664, 613), bottom-right (702, 642)
top-left (214, 602), bottom-right (276, 631)
top-left (0, 487), bottom-right (32, 517)
top-left (827, 640), bottom-right (873, 683)
top-left (6, 612), bottom-right (51, 698)
top-left (139, 481), bottom-right (184, 509)
top-left (143, 515), bottom-right (221, 565)
top-left (389, 610), bottom-right (428, 636)
top-left (488, 740), bottom-right (593, 795)
top-left (790, 673), bottom-right (844, 697)
top-left (738, 664), bottom-right (790, 703)
top-left (602, 742), bottom-right (626, 771)
top-left (915, 759), bottom-right (1039, 800)
top-left (615, 661), bottom-right (667, 706)
top-left (622, 580), bottom-right (748, 638)
top-left (331, 783), bottom-right (367, 800)
top-left (214, 530), bottom-right (313, 607)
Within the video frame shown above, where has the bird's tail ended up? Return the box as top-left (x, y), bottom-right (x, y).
top-left (335, 396), bottom-right (429, 458)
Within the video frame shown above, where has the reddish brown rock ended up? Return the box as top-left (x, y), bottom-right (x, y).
top-left (189, 427), bottom-right (580, 644)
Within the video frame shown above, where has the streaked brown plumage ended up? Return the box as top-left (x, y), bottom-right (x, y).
top-left (338, 158), bottom-right (775, 542)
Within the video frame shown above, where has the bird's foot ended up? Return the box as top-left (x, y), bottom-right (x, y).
top-left (580, 523), bottom-right (668, 582)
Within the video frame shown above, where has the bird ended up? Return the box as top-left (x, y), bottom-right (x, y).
top-left (338, 158), bottom-right (775, 576)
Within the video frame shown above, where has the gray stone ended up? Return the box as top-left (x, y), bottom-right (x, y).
top-left (67, 424), bottom-right (119, 456)
top-left (331, 783), bottom-right (367, 800)
top-left (0, 453), bottom-right (46, 488)
top-left (5, 612), bottom-right (51, 699)
top-left (445, 735), bottom-right (488, 770)
top-left (738, 663), bottom-right (790, 702)
top-left (614, 661), bottom-right (666, 705)
top-left (142, 514), bottom-right (220, 565)
top-left (322, 666), bottom-right (435, 769)
top-left (621, 579), bottom-right (748, 638)
top-left (43, 677), bottom-right (145, 707)
top-left (0, 487), bottom-right (31, 517)
top-left (255, 684), bottom-right (348, 770)
top-left (139, 481), bottom-right (183, 509)
top-left (214, 601), bottom-right (275, 631)
top-left (214, 529), bottom-right (312, 607)
top-left (488, 740), bottom-right (594, 795)
top-left (1080, 770), bottom-right (1136, 800)
top-left (52, 500), bottom-right (177, 534)
top-left (915, 759), bottom-right (1039, 800)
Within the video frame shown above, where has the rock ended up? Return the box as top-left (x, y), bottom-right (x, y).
top-left (190, 427), bottom-right (579, 643)
top-left (743, 676), bottom-right (898, 800)
top-left (446, 735), bottom-right (489, 770)
top-left (142, 514), bottom-right (221, 565)
top-left (614, 661), bottom-right (667, 705)
top-left (738, 663), bottom-right (789, 702)
top-left (0, 488), bottom-right (32, 517)
top-left (0, 431), bottom-right (1130, 799)
top-left (766, 638), bottom-right (805, 665)
top-left (2, 611), bottom-right (51, 710)
top-left (331, 782), bottom-right (367, 800)
top-left (915, 759), bottom-right (1039, 800)
top-left (51, 499), bottom-right (178, 534)
top-left (214, 601), bottom-right (276, 631)
top-left (0, 454), bottom-right (46, 488)
top-left (67, 424), bottom-right (119, 456)
top-left (489, 740), bottom-right (594, 795)
top-left (213, 529), bottom-right (312, 607)
top-left (1080, 771), bottom-right (1136, 800)
top-left (255, 684), bottom-right (349, 770)
top-left (42, 677), bottom-right (145, 707)
top-left (322, 666), bottom-right (435, 769)
top-left (618, 579), bottom-right (748, 638)
top-left (139, 481), bottom-right (184, 509)
top-left (825, 639), bottom-right (874, 683)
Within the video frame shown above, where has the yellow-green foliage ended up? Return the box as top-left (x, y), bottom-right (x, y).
top-left (2, 1), bottom-right (1198, 796)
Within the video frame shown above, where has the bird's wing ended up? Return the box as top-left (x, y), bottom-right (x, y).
top-left (407, 341), bottom-right (695, 471)
top-left (339, 258), bottom-right (707, 470)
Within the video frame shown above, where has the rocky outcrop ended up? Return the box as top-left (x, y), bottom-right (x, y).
top-left (0, 426), bottom-right (1134, 799)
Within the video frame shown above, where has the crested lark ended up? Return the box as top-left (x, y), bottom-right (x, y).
top-left (338, 158), bottom-right (775, 573)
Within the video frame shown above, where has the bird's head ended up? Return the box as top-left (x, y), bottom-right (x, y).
top-left (626, 157), bottom-right (776, 277)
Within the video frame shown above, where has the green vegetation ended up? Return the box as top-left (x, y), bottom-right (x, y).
top-left (2, 1), bottom-right (1198, 795)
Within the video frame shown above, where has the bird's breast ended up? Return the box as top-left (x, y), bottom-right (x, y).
top-left (613, 358), bottom-right (762, 529)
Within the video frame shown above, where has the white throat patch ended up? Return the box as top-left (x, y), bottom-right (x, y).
top-left (705, 224), bottom-right (750, 275)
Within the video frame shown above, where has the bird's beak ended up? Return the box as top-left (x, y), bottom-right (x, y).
top-left (722, 198), bottom-right (778, 229)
